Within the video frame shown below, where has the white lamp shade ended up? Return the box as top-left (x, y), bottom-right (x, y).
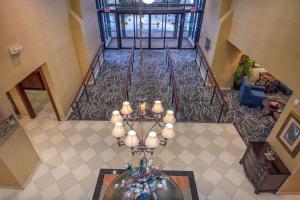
top-left (125, 130), bottom-right (139, 147)
top-left (145, 131), bottom-right (159, 149)
top-left (161, 123), bottom-right (175, 139)
top-left (143, 0), bottom-right (155, 4)
top-left (121, 101), bottom-right (133, 115)
top-left (111, 110), bottom-right (123, 124)
top-left (152, 100), bottom-right (164, 114)
top-left (112, 122), bottom-right (125, 138)
top-left (163, 110), bottom-right (175, 124)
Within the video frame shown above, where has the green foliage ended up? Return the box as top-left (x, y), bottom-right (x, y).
top-left (234, 55), bottom-right (254, 87)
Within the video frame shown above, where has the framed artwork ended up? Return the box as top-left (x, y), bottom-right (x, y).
top-left (277, 112), bottom-right (300, 158)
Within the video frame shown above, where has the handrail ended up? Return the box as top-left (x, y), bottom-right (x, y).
top-left (195, 44), bottom-right (229, 122)
top-left (121, 47), bottom-right (135, 101)
top-left (166, 46), bottom-right (180, 117)
top-left (69, 43), bottom-right (105, 119)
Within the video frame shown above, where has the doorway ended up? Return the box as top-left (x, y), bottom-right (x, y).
top-left (11, 67), bottom-right (61, 120)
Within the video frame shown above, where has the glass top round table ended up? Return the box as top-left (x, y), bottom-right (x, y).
top-left (103, 170), bottom-right (184, 200)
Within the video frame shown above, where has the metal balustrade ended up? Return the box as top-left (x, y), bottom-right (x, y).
top-left (69, 44), bottom-right (105, 120)
top-left (121, 47), bottom-right (135, 101)
top-left (195, 44), bottom-right (229, 122)
top-left (166, 46), bottom-right (180, 118)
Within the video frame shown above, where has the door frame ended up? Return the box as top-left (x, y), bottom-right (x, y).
top-left (16, 67), bottom-right (61, 121)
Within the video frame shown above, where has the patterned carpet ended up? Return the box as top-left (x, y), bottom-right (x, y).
top-left (69, 50), bottom-right (291, 144)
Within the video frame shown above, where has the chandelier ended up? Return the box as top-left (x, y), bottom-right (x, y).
top-left (143, 0), bottom-right (155, 4)
top-left (110, 100), bottom-right (176, 156)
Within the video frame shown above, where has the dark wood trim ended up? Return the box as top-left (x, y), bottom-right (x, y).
top-left (16, 83), bottom-right (36, 119)
top-left (37, 67), bottom-right (61, 121)
top-left (6, 92), bottom-right (20, 115)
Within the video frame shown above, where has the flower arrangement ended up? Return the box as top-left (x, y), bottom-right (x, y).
top-left (114, 157), bottom-right (168, 200)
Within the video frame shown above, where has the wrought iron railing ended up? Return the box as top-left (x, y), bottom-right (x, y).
top-left (166, 46), bottom-right (180, 118)
top-left (69, 43), bottom-right (104, 119)
top-left (195, 44), bottom-right (229, 122)
top-left (121, 47), bottom-right (135, 101)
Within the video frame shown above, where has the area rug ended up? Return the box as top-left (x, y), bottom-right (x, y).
top-left (92, 169), bottom-right (199, 200)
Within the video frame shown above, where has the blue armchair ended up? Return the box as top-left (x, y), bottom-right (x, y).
top-left (239, 76), bottom-right (267, 108)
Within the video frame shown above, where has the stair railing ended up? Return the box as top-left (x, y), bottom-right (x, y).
top-left (195, 44), bottom-right (229, 122)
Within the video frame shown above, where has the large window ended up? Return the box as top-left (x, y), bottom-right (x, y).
top-left (101, 12), bottom-right (201, 49)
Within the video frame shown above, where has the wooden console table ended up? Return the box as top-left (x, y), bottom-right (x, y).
top-left (240, 142), bottom-right (290, 194)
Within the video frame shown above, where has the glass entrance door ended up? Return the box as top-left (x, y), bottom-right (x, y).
top-left (150, 14), bottom-right (164, 49)
top-left (135, 14), bottom-right (149, 49)
top-left (165, 14), bottom-right (181, 48)
top-left (102, 13), bottom-right (118, 48)
top-left (100, 11), bottom-right (200, 49)
top-left (120, 14), bottom-right (134, 48)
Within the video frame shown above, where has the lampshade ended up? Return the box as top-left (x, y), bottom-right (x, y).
top-left (143, 0), bottom-right (155, 4)
top-left (112, 122), bottom-right (125, 138)
top-left (152, 100), bottom-right (164, 114)
top-left (161, 123), bottom-right (175, 139)
top-left (163, 110), bottom-right (175, 124)
top-left (111, 110), bottom-right (123, 124)
top-left (125, 130), bottom-right (139, 147)
top-left (121, 101), bottom-right (133, 115)
top-left (145, 131), bottom-right (159, 149)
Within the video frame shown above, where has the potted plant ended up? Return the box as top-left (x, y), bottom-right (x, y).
top-left (233, 55), bottom-right (254, 90)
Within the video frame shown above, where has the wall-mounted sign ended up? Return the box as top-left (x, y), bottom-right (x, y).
top-left (104, 7), bottom-right (110, 13)
top-left (205, 37), bottom-right (211, 52)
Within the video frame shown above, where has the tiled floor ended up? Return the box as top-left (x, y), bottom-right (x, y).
top-left (0, 92), bottom-right (299, 200)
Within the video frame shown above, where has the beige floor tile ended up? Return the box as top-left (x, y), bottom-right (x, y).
top-left (208, 188), bottom-right (231, 200)
top-left (79, 147), bottom-right (97, 162)
top-left (17, 182), bottom-right (38, 200)
top-left (218, 150), bottom-right (237, 166)
top-left (34, 172), bottom-right (56, 192)
top-left (202, 167), bottom-right (222, 185)
top-left (158, 149), bottom-right (176, 164)
top-left (57, 173), bottom-right (78, 191)
top-left (176, 135), bottom-right (192, 147)
top-left (64, 183), bottom-right (85, 200)
top-left (60, 147), bottom-right (78, 162)
top-left (40, 183), bottom-right (61, 200)
top-left (194, 135), bottom-right (210, 148)
top-left (178, 149), bottom-right (196, 164)
top-left (225, 168), bottom-right (245, 186)
top-left (99, 148), bottom-right (116, 162)
top-left (198, 150), bottom-right (216, 165)
top-left (72, 164), bottom-right (92, 181)
top-left (217, 177), bottom-right (238, 197)
top-left (211, 158), bottom-right (230, 175)
top-left (232, 188), bottom-right (256, 200)
top-left (51, 164), bottom-right (71, 181)
top-left (86, 133), bottom-right (101, 145)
